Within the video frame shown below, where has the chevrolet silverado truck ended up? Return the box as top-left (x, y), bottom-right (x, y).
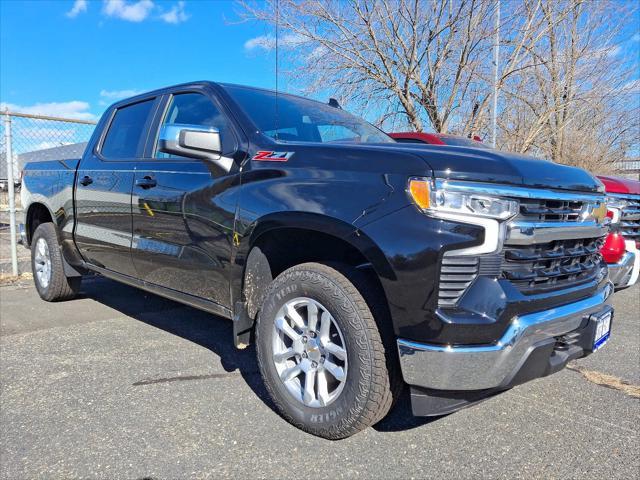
top-left (598, 175), bottom-right (640, 289)
top-left (20, 82), bottom-right (614, 439)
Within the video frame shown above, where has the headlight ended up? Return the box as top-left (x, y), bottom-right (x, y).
top-left (408, 178), bottom-right (519, 220)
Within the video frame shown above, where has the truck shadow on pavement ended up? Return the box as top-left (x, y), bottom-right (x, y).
top-left (78, 275), bottom-right (440, 434)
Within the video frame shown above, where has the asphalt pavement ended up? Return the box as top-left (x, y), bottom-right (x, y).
top-left (1, 276), bottom-right (638, 479)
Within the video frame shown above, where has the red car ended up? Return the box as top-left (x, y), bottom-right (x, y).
top-left (389, 131), bottom-right (488, 148)
top-left (390, 131), bottom-right (640, 289)
top-left (597, 175), bottom-right (640, 289)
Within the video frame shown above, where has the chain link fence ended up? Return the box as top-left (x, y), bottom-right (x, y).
top-left (1, 111), bottom-right (97, 276)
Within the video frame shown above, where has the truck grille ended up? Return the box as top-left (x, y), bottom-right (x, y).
top-left (517, 198), bottom-right (585, 222)
top-left (436, 184), bottom-right (607, 307)
top-left (618, 194), bottom-right (640, 244)
top-left (502, 237), bottom-right (604, 294)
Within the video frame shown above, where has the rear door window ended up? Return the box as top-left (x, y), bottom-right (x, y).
top-left (101, 99), bottom-right (155, 159)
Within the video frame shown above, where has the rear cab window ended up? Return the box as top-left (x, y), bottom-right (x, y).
top-left (100, 99), bottom-right (156, 159)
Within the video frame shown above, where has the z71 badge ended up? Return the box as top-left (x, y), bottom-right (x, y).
top-left (252, 151), bottom-right (294, 162)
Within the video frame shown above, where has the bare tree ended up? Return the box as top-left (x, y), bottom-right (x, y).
top-left (239, 0), bottom-right (639, 173)
top-left (239, 0), bottom-right (501, 133)
top-left (497, 0), bottom-right (639, 172)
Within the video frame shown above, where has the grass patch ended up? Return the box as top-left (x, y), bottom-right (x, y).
top-left (568, 364), bottom-right (640, 398)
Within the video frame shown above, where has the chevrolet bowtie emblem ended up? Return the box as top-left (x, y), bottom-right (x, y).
top-left (590, 202), bottom-right (607, 223)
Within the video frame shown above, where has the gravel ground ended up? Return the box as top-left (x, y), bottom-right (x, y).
top-left (0, 276), bottom-right (638, 479)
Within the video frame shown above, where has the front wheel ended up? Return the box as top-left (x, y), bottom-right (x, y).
top-left (31, 223), bottom-right (81, 302)
top-left (256, 262), bottom-right (395, 439)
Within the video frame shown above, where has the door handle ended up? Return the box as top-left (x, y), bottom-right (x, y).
top-left (79, 175), bottom-right (93, 186)
top-left (135, 176), bottom-right (157, 189)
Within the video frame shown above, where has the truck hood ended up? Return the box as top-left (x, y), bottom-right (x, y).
top-left (384, 143), bottom-right (603, 193)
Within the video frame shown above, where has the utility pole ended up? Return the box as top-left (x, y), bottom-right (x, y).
top-left (491, 0), bottom-right (500, 148)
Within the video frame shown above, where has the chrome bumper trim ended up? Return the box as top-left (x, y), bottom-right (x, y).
top-left (397, 282), bottom-right (614, 391)
top-left (507, 221), bottom-right (608, 245)
top-left (608, 240), bottom-right (640, 288)
top-left (435, 179), bottom-right (604, 202)
top-left (608, 251), bottom-right (635, 287)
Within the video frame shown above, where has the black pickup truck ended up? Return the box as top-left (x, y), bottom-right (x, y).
top-left (20, 81), bottom-right (614, 439)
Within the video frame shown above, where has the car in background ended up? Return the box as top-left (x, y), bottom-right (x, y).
top-left (597, 175), bottom-right (640, 289)
top-left (390, 131), bottom-right (640, 289)
top-left (389, 131), bottom-right (489, 148)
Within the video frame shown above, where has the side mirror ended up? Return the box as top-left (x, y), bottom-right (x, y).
top-left (158, 124), bottom-right (233, 174)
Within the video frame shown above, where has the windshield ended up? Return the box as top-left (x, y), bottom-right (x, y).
top-left (222, 85), bottom-right (394, 144)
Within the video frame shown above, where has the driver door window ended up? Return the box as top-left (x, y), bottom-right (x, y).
top-left (155, 93), bottom-right (234, 158)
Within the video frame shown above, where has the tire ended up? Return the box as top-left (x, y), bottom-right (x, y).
top-left (255, 262), bottom-right (395, 439)
top-left (31, 223), bottom-right (81, 302)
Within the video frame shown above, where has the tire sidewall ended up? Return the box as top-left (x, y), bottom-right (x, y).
top-left (256, 266), bottom-right (375, 435)
top-left (31, 224), bottom-right (58, 300)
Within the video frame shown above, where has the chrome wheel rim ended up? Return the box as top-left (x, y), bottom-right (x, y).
top-left (272, 297), bottom-right (348, 408)
top-left (34, 238), bottom-right (52, 289)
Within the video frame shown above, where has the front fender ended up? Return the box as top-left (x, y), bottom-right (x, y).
top-left (231, 211), bottom-right (397, 310)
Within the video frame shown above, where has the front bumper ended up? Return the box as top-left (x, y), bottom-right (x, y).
top-left (607, 240), bottom-right (639, 288)
top-left (397, 281), bottom-right (614, 392)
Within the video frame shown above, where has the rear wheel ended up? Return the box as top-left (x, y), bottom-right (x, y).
top-left (256, 262), bottom-right (395, 439)
top-left (31, 223), bottom-right (81, 302)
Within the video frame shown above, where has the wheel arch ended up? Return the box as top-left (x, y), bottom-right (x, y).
top-left (24, 202), bottom-right (56, 247)
top-left (238, 211), bottom-right (395, 323)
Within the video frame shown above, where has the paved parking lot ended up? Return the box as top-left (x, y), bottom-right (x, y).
top-left (1, 276), bottom-right (638, 479)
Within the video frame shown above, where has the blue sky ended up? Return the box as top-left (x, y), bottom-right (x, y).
top-left (0, 0), bottom-right (280, 121)
top-left (1, 0), bottom-right (638, 125)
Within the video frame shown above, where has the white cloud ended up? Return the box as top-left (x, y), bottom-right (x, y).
top-left (101, 0), bottom-right (189, 24)
top-left (585, 44), bottom-right (622, 60)
top-left (632, 33), bottom-right (640, 42)
top-left (607, 45), bottom-right (622, 57)
top-left (102, 0), bottom-right (155, 23)
top-left (100, 88), bottom-right (141, 99)
top-left (66, 0), bottom-right (88, 18)
top-left (307, 46), bottom-right (327, 61)
top-left (21, 127), bottom-right (79, 151)
top-left (99, 88), bottom-right (142, 106)
top-left (159, 1), bottom-right (188, 24)
top-left (244, 33), bottom-right (305, 52)
top-left (0, 101), bottom-right (97, 121)
top-left (244, 35), bottom-right (273, 51)
top-left (622, 79), bottom-right (640, 94)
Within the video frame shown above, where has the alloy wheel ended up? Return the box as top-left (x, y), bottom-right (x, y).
top-left (271, 297), bottom-right (348, 407)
